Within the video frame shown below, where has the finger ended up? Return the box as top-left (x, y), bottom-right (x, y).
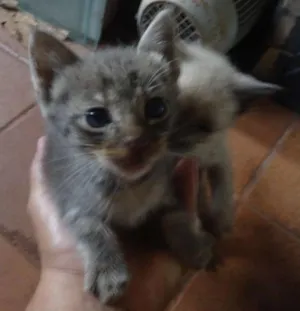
top-left (27, 137), bottom-right (77, 250)
top-left (173, 159), bottom-right (199, 214)
top-left (28, 136), bottom-right (50, 216)
top-left (30, 136), bottom-right (46, 188)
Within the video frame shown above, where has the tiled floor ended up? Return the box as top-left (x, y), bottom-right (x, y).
top-left (1, 27), bottom-right (300, 311)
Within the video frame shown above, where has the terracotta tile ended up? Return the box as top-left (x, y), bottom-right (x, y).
top-left (0, 24), bottom-right (89, 59)
top-left (118, 250), bottom-right (188, 311)
top-left (242, 120), bottom-right (300, 236)
top-left (229, 99), bottom-right (294, 195)
top-left (229, 129), bottom-right (268, 195)
top-left (0, 107), bottom-right (43, 241)
top-left (0, 47), bottom-right (34, 130)
top-left (0, 235), bottom-right (39, 311)
top-left (168, 206), bottom-right (300, 311)
top-left (0, 27), bottom-right (89, 131)
top-left (0, 27), bottom-right (27, 59)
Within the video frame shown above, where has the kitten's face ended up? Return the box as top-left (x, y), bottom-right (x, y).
top-left (168, 42), bottom-right (282, 154)
top-left (29, 10), bottom-right (179, 180)
top-left (52, 50), bottom-right (178, 179)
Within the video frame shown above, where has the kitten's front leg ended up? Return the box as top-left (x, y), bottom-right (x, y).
top-left (208, 154), bottom-right (235, 238)
top-left (161, 209), bottom-right (215, 269)
top-left (71, 217), bottom-right (129, 304)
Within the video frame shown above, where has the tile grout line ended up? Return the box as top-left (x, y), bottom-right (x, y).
top-left (0, 103), bottom-right (35, 134)
top-left (247, 204), bottom-right (300, 245)
top-left (0, 39), bottom-right (36, 134)
top-left (0, 38), bottom-right (39, 268)
top-left (0, 224), bottom-right (40, 268)
top-left (164, 272), bottom-right (199, 311)
top-left (164, 117), bottom-right (300, 311)
top-left (238, 116), bottom-right (299, 205)
top-left (0, 41), bottom-right (29, 65)
top-left (237, 115), bottom-right (300, 246)
top-left (165, 117), bottom-right (300, 311)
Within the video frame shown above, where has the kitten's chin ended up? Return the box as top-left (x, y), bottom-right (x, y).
top-left (107, 140), bottom-right (165, 181)
top-left (117, 163), bottom-right (154, 181)
top-left (95, 139), bottom-right (166, 181)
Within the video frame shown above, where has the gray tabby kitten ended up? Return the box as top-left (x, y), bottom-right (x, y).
top-left (169, 40), bottom-right (280, 237)
top-left (28, 7), bottom-right (280, 304)
top-left (28, 10), bottom-right (215, 305)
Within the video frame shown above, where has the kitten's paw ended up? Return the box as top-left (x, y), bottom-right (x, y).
top-left (175, 231), bottom-right (216, 269)
top-left (205, 248), bottom-right (224, 272)
top-left (201, 211), bottom-right (234, 239)
top-left (211, 216), bottom-right (234, 239)
top-left (84, 262), bottom-right (129, 305)
top-left (162, 211), bottom-right (216, 270)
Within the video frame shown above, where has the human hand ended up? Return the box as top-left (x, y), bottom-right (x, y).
top-left (26, 137), bottom-right (199, 311)
top-left (26, 137), bottom-right (105, 311)
top-left (28, 137), bottom-right (83, 273)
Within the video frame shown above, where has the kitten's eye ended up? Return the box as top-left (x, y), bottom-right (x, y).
top-left (144, 97), bottom-right (168, 122)
top-left (85, 107), bottom-right (111, 129)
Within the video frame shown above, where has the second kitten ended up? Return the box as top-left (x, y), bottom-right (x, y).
top-left (169, 40), bottom-right (280, 237)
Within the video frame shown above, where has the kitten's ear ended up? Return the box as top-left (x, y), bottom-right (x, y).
top-left (232, 72), bottom-right (282, 101)
top-left (137, 8), bottom-right (176, 61)
top-left (28, 29), bottom-right (79, 113)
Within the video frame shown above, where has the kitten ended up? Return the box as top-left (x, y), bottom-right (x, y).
top-left (28, 10), bottom-right (215, 305)
top-left (168, 40), bottom-right (281, 237)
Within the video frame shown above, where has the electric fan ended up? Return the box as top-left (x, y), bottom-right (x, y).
top-left (137, 0), bottom-right (270, 53)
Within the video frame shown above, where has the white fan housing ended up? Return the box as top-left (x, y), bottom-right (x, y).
top-left (137, 0), bottom-right (269, 52)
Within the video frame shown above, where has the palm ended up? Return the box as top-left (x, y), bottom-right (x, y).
top-left (28, 138), bottom-right (83, 272)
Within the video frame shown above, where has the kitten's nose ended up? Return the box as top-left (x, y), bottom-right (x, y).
top-left (123, 125), bottom-right (145, 148)
top-left (124, 135), bottom-right (147, 149)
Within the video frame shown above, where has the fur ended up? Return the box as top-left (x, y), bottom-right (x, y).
top-left (28, 9), bottom-right (217, 305)
top-left (28, 8), bottom-right (280, 305)
top-left (168, 39), bottom-right (280, 236)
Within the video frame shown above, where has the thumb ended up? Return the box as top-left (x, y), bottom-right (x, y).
top-left (30, 137), bottom-right (46, 190)
top-left (173, 159), bottom-right (199, 214)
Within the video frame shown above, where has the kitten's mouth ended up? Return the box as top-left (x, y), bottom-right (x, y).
top-left (111, 139), bottom-right (164, 177)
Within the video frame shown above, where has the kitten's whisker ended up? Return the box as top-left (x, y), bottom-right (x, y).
top-left (150, 66), bottom-right (170, 82)
top-left (44, 153), bottom-right (88, 165)
top-left (146, 64), bottom-right (171, 88)
top-left (102, 149), bottom-right (128, 157)
top-left (55, 166), bottom-right (88, 191)
top-left (149, 58), bottom-right (179, 86)
top-left (104, 177), bottom-right (121, 220)
top-left (72, 164), bottom-right (102, 206)
top-left (55, 158), bottom-right (99, 192)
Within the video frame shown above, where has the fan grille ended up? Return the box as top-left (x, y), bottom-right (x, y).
top-left (139, 0), bottom-right (268, 49)
top-left (233, 0), bottom-right (266, 42)
top-left (139, 2), bottom-right (201, 42)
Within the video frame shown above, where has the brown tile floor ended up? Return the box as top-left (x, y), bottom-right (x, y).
top-left (1, 29), bottom-right (300, 311)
